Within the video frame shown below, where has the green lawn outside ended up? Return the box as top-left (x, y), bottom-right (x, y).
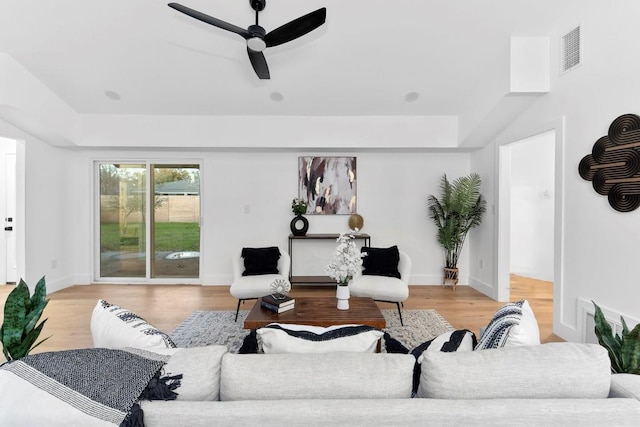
top-left (100, 222), bottom-right (200, 252)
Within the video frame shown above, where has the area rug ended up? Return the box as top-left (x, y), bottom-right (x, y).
top-left (171, 309), bottom-right (454, 353)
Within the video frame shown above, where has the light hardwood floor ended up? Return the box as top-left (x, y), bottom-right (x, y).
top-left (0, 275), bottom-right (561, 359)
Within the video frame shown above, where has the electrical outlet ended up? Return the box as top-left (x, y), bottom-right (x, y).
top-left (479, 259), bottom-right (484, 270)
top-left (51, 259), bottom-right (57, 269)
top-left (243, 205), bottom-right (251, 214)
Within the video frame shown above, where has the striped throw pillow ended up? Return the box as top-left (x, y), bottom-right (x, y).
top-left (475, 299), bottom-right (540, 350)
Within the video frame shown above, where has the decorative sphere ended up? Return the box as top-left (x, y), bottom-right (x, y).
top-left (270, 279), bottom-right (291, 295)
top-left (348, 214), bottom-right (364, 231)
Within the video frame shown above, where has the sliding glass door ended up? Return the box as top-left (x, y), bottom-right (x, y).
top-left (99, 163), bottom-right (146, 278)
top-left (151, 165), bottom-right (200, 278)
top-left (97, 162), bottom-right (200, 280)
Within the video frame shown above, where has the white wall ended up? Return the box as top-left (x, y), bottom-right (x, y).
top-left (469, 142), bottom-right (497, 299)
top-left (474, 2), bottom-right (640, 341)
top-left (80, 115), bottom-right (459, 149)
top-left (509, 132), bottom-right (555, 281)
top-left (0, 116), bottom-right (478, 292)
top-left (0, 120), bottom-right (82, 293)
top-left (58, 149), bottom-right (471, 287)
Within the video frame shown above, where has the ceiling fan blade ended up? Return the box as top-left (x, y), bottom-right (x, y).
top-left (264, 7), bottom-right (326, 48)
top-left (168, 3), bottom-right (250, 39)
top-left (247, 48), bottom-right (270, 79)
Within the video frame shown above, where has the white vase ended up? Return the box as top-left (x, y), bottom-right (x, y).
top-left (336, 284), bottom-right (350, 310)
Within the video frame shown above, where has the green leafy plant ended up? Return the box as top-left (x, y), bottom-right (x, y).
top-left (427, 173), bottom-right (486, 269)
top-left (1, 276), bottom-right (50, 361)
top-left (291, 197), bottom-right (307, 216)
top-left (592, 301), bottom-right (640, 374)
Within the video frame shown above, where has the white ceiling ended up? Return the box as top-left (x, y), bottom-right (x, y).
top-left (0, 0), bottom-right (601, 148)
top-left (0, 0), bottom-right (572, 121)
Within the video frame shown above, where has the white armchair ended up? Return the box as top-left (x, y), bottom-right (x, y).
top-left (350, 249), bottom-right (411, 325)
top-left (230, 248), bottom-right (291, 322)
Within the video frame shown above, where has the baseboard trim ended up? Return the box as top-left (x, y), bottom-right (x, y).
top-left (44, 274), bottom-right (88, 294)
top-left (201, 275), bottom-right (232, 286)
top-left (409, 273), bottom-right (468, 286)
top-left (468, 276), bottom-right (498, 300)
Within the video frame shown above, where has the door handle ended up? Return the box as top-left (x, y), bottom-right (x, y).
top-left (4, 226), bottom-right (12, 231)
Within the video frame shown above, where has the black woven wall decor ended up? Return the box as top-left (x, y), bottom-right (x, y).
top-left (579, 113), bottom-right (640, 212)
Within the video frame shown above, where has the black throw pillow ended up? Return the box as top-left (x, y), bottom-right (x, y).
top-left (241, 247), bottom-right (281, 276)
top-left (238, 330), bottom-right (259, 354)
top-left (361, 246), bottom-right (401, 278)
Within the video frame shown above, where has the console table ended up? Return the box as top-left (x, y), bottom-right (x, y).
top-left (288, 233), bottom-right (371, 284)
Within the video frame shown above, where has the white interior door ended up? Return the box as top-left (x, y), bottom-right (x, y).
top-left (4, 152), bottom-right (17, 283)
top-left (1, 138), bottom-right (17, 284)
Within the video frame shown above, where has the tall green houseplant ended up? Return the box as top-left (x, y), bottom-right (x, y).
top-left (0, 276), bottom-right (50, 361)
top-left (427, 173), bottom-right (486, 287)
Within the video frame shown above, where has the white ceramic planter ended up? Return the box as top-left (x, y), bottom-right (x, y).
top-left (336, 284), bottom-right (350, 310)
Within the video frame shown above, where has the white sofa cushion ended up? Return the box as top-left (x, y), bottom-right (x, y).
top-left (90, 299), bottom-right (176, 350)
top-left (610, 374), bottom-right (640, 399)
top-left (417, 342), bottom-right (611, 399)
top-left (135, 346), bottom-right (228, 401)
top-left (220, 352), bottom-right (414, 401)
top-left (475, 299), bottom-right (540, 349)
top-left (256, 323), bottom-right (384, 354)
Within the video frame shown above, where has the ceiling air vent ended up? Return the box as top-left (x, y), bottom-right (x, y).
top-left (561, 25), bottom-right (581, 73)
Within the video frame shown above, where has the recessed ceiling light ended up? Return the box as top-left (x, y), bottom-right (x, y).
top-left (405, 92), bottom-right (419, 102)
top-left (104, 90), bottom-right (121, 101)
top-left (270, 92), bottom-right (284, 102)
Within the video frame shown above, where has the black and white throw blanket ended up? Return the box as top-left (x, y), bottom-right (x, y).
top-left (0, 348), bottom-right (168, 426)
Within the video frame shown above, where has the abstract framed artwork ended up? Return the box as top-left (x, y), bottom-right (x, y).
top-left (298, 156), bottom-right (357, 215)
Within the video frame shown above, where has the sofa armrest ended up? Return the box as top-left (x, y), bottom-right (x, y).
top-left (610, 374), bottom-right (640, 400)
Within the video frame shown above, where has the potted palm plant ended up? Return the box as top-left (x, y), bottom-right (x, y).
top-left (427, 173), bottom-right (486, 290)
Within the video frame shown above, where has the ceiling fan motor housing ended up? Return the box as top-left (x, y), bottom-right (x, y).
top-left (250, 0), bottom-right (266, 12)
top-left (247, 25), bottom-right (267, 51)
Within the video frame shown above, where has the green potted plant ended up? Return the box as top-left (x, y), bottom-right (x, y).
top-left (0, 276), bottom-right (50, 361)
top-left (592, 301), bottom-right (640, 374)
top-left (427, 173), bottom-right (486, 290)
top-left (290, 197), bottom-right (309, 236)
top-left (291, 197), bottom-right (307, 216)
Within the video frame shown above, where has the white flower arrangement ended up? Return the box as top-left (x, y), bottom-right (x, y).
top-left (326, 233), bottom-right (364, 285)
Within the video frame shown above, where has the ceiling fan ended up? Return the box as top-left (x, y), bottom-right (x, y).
top-left (168, 1), bottom-right (327, 79)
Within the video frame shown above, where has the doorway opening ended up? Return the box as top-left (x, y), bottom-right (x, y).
top-left (497, 125), bottom-right (563, 341)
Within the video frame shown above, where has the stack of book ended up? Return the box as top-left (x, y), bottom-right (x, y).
top-left (260, 293), bottom-right (295, 313)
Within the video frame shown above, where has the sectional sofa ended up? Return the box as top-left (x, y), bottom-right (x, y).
top-left (137, 342), bottom-right (640, 427)
top-left (2, 300), bottom-right (639, 426)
